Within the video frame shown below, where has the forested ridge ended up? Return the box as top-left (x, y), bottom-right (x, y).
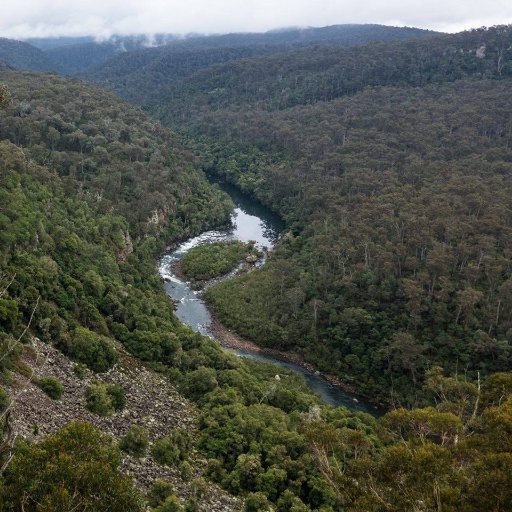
top-left (0, 39), bottom-right (58, 73)
top-left (82, 24), bottom-right (437, 106)
top-left (0, 24), bottom-right (437, 79)
top-left (0, 23), bottom-right (512, 512)
top-left (147, 25), bottom-right (512, 119)
top-left (119, 25), bottom-right (512, 406)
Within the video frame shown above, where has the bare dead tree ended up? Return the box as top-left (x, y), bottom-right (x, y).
top-left (0, 280), bottom-right (43, 475)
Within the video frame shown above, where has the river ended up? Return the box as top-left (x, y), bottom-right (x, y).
top-left (159, 180), bottom-right (380, 414)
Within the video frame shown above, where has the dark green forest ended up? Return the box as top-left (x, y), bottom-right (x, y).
top-left (181, 241), bottom-right (258, 282)
top-left (53, 24), bottom-right (438, 75)
top-left (0, 25), bottom-right (437, 77)
top-left (121, 25), bottom-right (512, 406)
top-left (0, 39), bottom-right (57, 73)
top-left (148, 26), bottom-right (512, 117)
top-left (0, 23), bottom-right (511, 512)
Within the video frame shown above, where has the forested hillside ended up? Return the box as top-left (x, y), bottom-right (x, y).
top-left (84, 45), bottom-right (287, 104)
top-left (83, 24), bottom-right (437, 103)
top-left (44, 34), bottom-right (182, 75)
top-left (1, 25), bottom-right (512, 508)
top-left (109, 25), bottom-right (512, 406)
top-left (0, 38), bottom-right (58, 72)
top-left (147, 25), bottom-right (512, 120)
top-left (0, 71), bottom-right (372, 510)
top-left (0, 72), bottom-right (235, 509)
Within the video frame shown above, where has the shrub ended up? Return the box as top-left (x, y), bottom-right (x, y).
top-left (151, 436), bottom-right (180, 466)
top-left (0, 334), bottom-right (22, 372)
top-left (147, 479), bottom-right (175, 508)
top-left (244, 492), bottom-right (272, 512)
top-left (73, 362), bottom-right (88, 380)
top-left (107, 384), bottom-right (126, 411)
top-left (0, 421), bottom-right (143, 511)
top-left (0, 386), bottom-right (10, 413)
top-left (64, 327), bottom-right (117, 373)
top-left (119, 425), bottom-right (149, 458)
top-left (180, 460), bottom-right (193, 480)
top-left (189, 478), bottom-right (208, 502)
top-left (85, 382), bottom-right (126, 416)
top-left (85, 383), bottom-right (114, 416)
top-left (180, 366), bottom-right (218, 400)
top-left (184, 497), bottom-right (199, 512)
top-left (155, 495), bottom-right (183, 512)
top-left (36, 376), bottom-right (64, 400)
top-left (151, 429), bottom-right (191, 466)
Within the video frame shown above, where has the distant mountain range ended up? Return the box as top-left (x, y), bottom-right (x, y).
top-left (0, 37), bottom-right (58, 72)
top-left (0, 24), bottom-right (440, 75)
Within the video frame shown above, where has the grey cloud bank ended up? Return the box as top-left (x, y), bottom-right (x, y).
top-left (1, 0), bottom-right (512, 39)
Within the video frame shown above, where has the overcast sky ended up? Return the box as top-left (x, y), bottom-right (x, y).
top-left (1, 0), bottom-right (511, 39)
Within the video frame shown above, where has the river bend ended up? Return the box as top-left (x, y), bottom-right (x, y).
top-left (159, 181), bottom-right (379, 414)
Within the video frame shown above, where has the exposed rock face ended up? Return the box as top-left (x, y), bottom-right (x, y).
top-left (146, 204), bottom-right (174, 231)
top-left (11, 339), bottom-right (241, 511)
top-left (476, 45), bottom-right (486, 58)
top-left (117, 230), bottom-right (134, 262)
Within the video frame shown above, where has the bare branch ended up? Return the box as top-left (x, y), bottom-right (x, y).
top-left (0, 296), bottom-right (40, 365)
top-left (0, 273), bottom-right (16, 299)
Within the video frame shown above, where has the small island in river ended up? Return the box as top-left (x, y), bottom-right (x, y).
top-left (179, 240), bottom-right (261, 288)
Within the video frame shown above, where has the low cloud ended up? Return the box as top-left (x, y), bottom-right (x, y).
top-left (1, 0), bottom-right (511, 39)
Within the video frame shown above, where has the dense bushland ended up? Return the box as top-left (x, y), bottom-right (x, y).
top-left (181, 241), bottom-right (259, 282)
top-left (127, 26), bottom-right (512, 405)
top-left (1, 25), bottom-right (512, 510)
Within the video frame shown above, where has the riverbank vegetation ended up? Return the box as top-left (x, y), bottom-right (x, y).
top-left (133, 25), bottom-right (512, 407)
top-left (1, 24), bottom-right (512, 511)
top-left (181, 241), bottom-right (260, 282)
top-left (0, 72), bottom-right (367, 510)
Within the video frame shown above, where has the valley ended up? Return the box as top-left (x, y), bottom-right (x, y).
top-left (159, 179), bottom-right (379, 413)
top-left (0, 21), bottom-right (511, 512)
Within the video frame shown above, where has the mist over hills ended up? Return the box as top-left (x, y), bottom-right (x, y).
top-left (0, 24), bottom-right (439, 76)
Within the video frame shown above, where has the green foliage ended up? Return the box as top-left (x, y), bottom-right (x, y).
top-left (85, 383), bottom-right (114, 416)
top-left (62, 327), bottom-right (118, 373)
top-left (154, 495), bottom-right (184, 512)
top-left (0, 83), bottom-right (11, 108)
top-left (181, 366), bottom-right (218, 400)
top-left (73, 362), bottom-right (88, 379)
top-left (36, 376), bottom-right (64, 400)
top-left (147, 479), bottom-right (175, 508)
top-left (481, 372), bottom-right (512, 407)
top-left (150, 26), bottom-right (512, 119)
top-left (0, 334), bottom-right (21, 373)
top-left (85, 382), bottom-right (125, 417)
top-left (181, 241), bottom-right (257, 282)
top-left (0, 386), bottom-right (9, 413)
top-left (84, 25), bottom-right (435, 105)
top-left (0, 421), bottom-right (143, 511)
top-left (119, 424), bottom-right (149, 458)
top-left (152, 428), bottom-right (191, 466)
top-left (0, 298), bottom-right (18, 332)
top-left (107, 383), bottom-right (127, 411)
top-left (245, 492), bottom-right (272, 512)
